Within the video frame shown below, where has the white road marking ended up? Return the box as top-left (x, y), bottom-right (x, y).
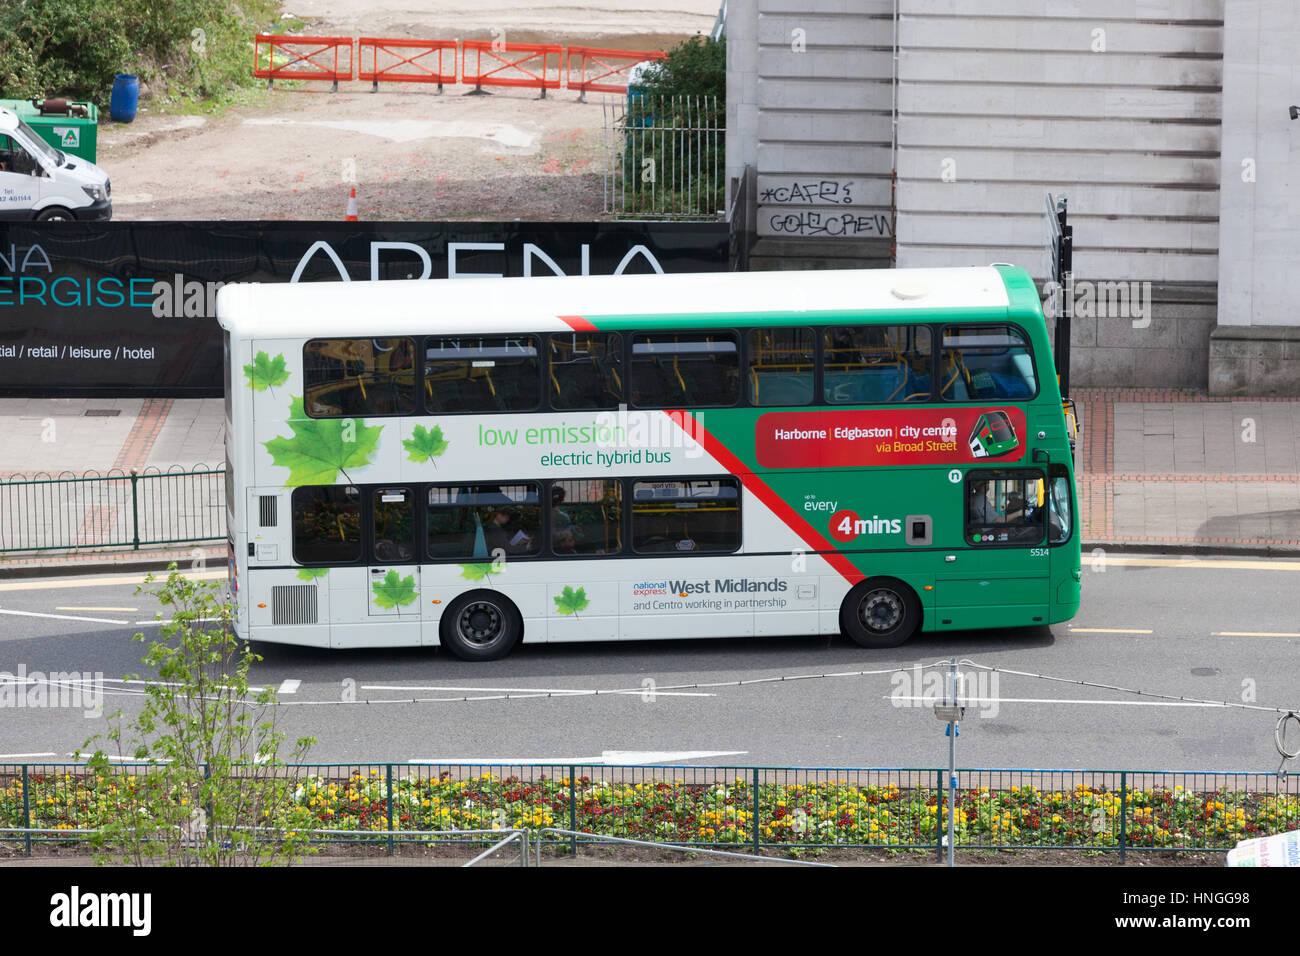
top-left (278, 679), bottom-right (301, 695)
top-left (1213, 631), bottom-right (1300, 638)
top-left (0, 608), bottom-right (128, 625)
top-left (135, 618), bottom-right (222, 626)
top-left (407, 750), bottom-right (748, 765)
top-left (889, 696), bottom-right (1234, 707)
top-left (55, 606), bottom-right (138, 612)
top-left (362, 684), bottom-right (714, 698)
top-left (0, 570), bottom-right (225, 593)
top-left (1103, 555), bottom-right (1300, 571)
top-left (0, 753), bottom-right (57, 759)
top-left (1068, 627), bottom-right (1154, 634)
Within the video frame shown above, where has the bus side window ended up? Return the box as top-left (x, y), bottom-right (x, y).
top-left (304, 337), bottom-right (416, 418)
top-left (549, 333), bottom-right (622, 409)
top-left (748, 328), bottom-right (813, 406)
top-left (822, 326), bottom-right (931, 404)
top-left (631, 478), bottom-right (741, 554)
top-left (631, 333), bottom-right (739, 408)
top-left (292, 485), bottom-right (361, 564)
top-left (941, 325), bottom-right (1036, 400)
top-left (550, 479), bottom-right (622, 555)
top-left (965, 471), bottom-right (1045, 546)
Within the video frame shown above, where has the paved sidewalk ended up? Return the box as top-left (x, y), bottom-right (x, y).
top-left (0, 389), bottom-right (1298, 572)
top-left (1075, 388), bottom-right (1300, 554)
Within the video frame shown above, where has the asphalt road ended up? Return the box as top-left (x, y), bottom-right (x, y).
top-left (1, 554), bottom-right (1298, 770)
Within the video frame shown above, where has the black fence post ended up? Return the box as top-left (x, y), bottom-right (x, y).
top-left (129, 469), bottom-right (140, 550)
top-left (1118, 771), bottom-right (1128, 864)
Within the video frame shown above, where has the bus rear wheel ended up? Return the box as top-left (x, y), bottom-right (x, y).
top-left (840, 577), bottom-right (921, 649)
top-left (440, 590), bottom-right (522, 661)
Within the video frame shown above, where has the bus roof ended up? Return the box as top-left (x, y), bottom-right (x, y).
top-left (217, 264), bottom-right (1034, 339)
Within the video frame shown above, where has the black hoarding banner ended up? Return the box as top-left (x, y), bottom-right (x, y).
top-left (0, 221), bottom-right (728, 398)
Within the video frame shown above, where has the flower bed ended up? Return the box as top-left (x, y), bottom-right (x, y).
top-left (4, 769), bottom-right (1298, 851)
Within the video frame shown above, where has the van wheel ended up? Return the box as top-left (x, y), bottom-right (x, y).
top-left (840, 577), bottom-right (921, 649)
top-left (35, 207), bottom-right (74, 222)
top-left (439, 590), bottom-right (522, 661)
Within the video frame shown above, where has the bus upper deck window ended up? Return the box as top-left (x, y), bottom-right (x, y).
top-left (941, 325), bottom-right (1035, 401)
top-left (304, 337), bottom-right (415, 418)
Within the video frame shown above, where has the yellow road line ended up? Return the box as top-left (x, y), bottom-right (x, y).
top-left (1069, 627), bottom-right (1154, 634)
top-left (55, 606), bottom-right (139, 612)
top-left (1100, 556), bottom-right (1300, 571)
top-left (0, 570), bottom-right (225, 593)
top-left (1213, 631), bottom-right (1300, 638)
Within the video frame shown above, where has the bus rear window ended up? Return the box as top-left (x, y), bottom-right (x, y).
top-left (304, 337), bottom-right (415, 417)
top-left (425, 336), bottom-right (540, 413)
top-left (941, 325), bottom-right (1036, 401)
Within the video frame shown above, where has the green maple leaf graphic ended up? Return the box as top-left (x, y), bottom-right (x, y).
top-left (553, 585), bottom-right (589, 617)
top-left (297, 567), bottom-right (329, 582)
top-left (459, 562), bottom-right (500, 582)
top-left (403, 424), bottom-right (450, 465)
top-left (372, 570), bottom-right (417, 608)
top-left (263, 397), bottom-right (383, 487)
top-left (244, 351), bottom-right (289, 392)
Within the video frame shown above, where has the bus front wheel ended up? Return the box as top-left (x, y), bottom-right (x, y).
top-left (440, 590), bottom-right (522, 661)
top-left (840, 577), bottom-right (921, 649)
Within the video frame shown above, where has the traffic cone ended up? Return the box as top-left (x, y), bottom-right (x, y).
top-left (345, 186), bottom-right (358, 221)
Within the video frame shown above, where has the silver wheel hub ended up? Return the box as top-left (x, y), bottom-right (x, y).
top-left (860, 589), bottom-right (903, 633)
top-left (459, 601), bottom-right (503, 645)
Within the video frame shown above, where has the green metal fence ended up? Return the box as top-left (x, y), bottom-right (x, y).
top-left (2, 762), bottom-right (1296, 859)
top-left (0, 465), bottom-right (225, 553)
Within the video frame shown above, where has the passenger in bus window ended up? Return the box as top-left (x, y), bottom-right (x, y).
top-left (485, 508), bottom-right (534, 554)
top-left (554, 529), bottom-right (577, 554)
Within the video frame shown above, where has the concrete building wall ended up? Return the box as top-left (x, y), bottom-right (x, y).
top-left (1209, 0), bottom-right (1300, 395)
top-left (727, 0), bottom-right (894, 269)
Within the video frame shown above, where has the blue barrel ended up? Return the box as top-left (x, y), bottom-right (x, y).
top-left (109, 74), bottom-right (139, 123)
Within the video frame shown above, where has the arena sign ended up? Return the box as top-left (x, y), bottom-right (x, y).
top-left (0, 221), bottom-right (728, 397)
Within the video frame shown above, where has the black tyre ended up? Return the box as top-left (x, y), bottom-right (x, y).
top-left (439, 590), bottom-right (522, 661)
top-left (839, 577), bottom-right (921, 649)
top-left (34, 207), bottom-right (74, 222)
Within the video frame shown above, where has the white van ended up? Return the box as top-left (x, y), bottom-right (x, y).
top-left (0, 107), bottom-right (111, 221)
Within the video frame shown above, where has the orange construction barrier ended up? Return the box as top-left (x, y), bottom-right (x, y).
top-left (565, 46), bottom-right (666, 101)
top-left (254, 34), bottom-right (353, 91)
top-left (359, 37), bottom-right (458, 92)
top-left (461, 42), bottom-right (563, 97)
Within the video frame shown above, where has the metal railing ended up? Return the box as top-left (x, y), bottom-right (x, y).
top-left (0, 465), bottom-right (226, 554)
top-left (2, 762), bottom-right (1295, 861)
top-left (603, 94), bottom-right (725, 221)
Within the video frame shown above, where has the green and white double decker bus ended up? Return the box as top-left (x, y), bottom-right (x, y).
top-left (218, 265), bottom-right (1080, 659)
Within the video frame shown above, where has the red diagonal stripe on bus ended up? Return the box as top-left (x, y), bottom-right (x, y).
top-left (558, 314), bottom-right (598, 331)
top-left (663, 410), bottom-right (864, 586)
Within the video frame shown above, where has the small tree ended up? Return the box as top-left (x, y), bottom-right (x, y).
top-left (622, 34), bottom-right (726, 218)
top-left (82, 565), bottom-right (317, 866)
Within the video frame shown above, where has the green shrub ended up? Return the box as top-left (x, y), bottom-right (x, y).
top-left (0, 0), bottom-right (281, 109)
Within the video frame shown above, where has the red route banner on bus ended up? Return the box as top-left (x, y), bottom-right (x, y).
top-left (754, 407), bottom-right (1028, 468)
